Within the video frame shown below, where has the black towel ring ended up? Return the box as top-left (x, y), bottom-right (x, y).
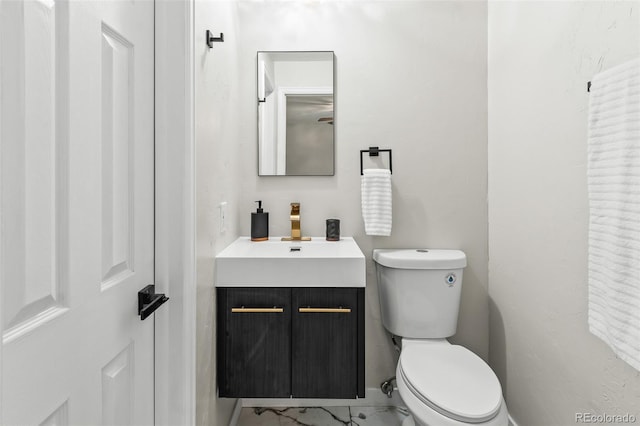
top-left (360, 146), bottom-right (392, 175)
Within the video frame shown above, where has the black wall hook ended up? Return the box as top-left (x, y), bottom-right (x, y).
top-left (206, 30), bottom-right (224, 48)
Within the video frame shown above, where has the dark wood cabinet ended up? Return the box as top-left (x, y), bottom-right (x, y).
top-left (217, 287), bottom-right (365, 399)
top-left (217, 287), bottom-right (291, 397)
top-left (292, 288), bottom-right (364, 398)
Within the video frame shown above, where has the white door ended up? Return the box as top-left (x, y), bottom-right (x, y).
top-left (0, 0), bottom-right (156, 424)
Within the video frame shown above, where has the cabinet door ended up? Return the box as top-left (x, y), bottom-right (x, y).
top-left (217, 288), bottom-right (291, 397)
top-left (292, 288), bottom-right (363, 398)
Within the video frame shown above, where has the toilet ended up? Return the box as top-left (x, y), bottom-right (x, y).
top-left (373, 249), bottom-right (509, 426)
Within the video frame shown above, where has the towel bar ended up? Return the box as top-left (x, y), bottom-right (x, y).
top-left (360, 146), bottom-right (392, 175)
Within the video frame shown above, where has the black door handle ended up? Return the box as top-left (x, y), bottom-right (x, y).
top-left (138, 284), bottom-right (169, 320)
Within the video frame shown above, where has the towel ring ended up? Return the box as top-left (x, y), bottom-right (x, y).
top-left (360, 147), bottom-right (392, 175)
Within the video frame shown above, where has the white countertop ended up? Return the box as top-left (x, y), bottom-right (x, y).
top-left (215, 237), bottom-right (366, 288)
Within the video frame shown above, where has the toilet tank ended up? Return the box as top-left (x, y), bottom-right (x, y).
top-left (373, 249), bottom-right (467, 339)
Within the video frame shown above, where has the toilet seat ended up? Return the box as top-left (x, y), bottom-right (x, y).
top-left (398, 343), bottom-right (502, 423)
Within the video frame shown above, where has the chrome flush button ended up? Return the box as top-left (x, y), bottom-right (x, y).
top-left (445, 273), bottom-right (456, 286)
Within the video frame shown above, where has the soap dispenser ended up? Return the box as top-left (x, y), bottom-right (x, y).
top-left (251, 200), bottom-right (269, 241)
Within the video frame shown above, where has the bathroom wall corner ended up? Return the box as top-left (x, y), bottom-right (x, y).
top-left (195, 1), bottom-right (243, 425)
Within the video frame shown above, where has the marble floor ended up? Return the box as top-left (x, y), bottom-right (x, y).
top-left (236, 405), bottom-right (409, 426)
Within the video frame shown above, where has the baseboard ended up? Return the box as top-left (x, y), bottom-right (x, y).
top-left (240, 386), bottom-right (405, 409)
top-left (508, 413), bottom-right (518, 426)
top-left (228, 399), bottom-right (242, 426)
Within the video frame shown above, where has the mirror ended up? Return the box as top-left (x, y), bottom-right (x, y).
top-left (257, 51), bottom-right (334, 176)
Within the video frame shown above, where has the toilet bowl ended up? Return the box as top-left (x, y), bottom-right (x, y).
top-left (373, 249), bottom-right (508, 426)
top-left (395, 339), bottom-right (508, 426)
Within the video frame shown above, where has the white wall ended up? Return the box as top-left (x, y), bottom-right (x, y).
top-left (233, 0), bottom-right (489, 392)
top-left (488, 2), bottom-right (640, 425)
top-left (194, 1), bottom-right (242, 425)
top-left (196, 3), bottom-right (488, 420)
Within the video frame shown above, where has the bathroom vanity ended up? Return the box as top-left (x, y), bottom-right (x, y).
top-left (215, 237), bottom-right (365, 399)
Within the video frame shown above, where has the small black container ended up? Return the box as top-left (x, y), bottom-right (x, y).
top-left (326, 219), bottom-right (340, 241)
top-left (251, 200), bottom-right (269, 241)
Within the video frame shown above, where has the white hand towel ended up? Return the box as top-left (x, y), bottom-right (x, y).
top-left (361, 168), bottom-right (392, 236)
top-left (588, 58), bottom-right (640, 371)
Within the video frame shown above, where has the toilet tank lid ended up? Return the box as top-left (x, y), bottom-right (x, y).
top-left (373, 249), bottom-right (467, 269)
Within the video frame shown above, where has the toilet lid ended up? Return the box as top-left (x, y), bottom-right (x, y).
top-left (399, 344), bottom-right (502, 423)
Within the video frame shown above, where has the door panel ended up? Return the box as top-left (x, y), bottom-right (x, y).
top-left (1, 0), bottom-right (67, 343)
top-left (0, 1), bottom-right (155, 424)
top-left (100, 22), bottom-right (135, 289)
top-left (218, 287), bottom-right (291, 398)
top-left (101, 343), bottom-right (135, 426)
top-left (292, 288), bottom-right (358, 398)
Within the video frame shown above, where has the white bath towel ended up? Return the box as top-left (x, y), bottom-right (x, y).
top-left (361, 169), bottom-right (392, 236)
top-left (587, 58), bottom-right (640, 371)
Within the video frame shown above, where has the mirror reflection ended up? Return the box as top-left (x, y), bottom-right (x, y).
top-left (257, 51), bottom-right (334, 176)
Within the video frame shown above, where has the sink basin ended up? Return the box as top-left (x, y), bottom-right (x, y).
top-left (215, 237), bottom-right (365, 287)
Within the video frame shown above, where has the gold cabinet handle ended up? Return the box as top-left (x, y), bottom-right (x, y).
top-left (231, 307), bottom-right (284, 313)
top-left (298, 307), bottom-right (351, 313)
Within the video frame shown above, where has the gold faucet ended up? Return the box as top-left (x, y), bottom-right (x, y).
top-left (281, 202), bottom-right (311, 241)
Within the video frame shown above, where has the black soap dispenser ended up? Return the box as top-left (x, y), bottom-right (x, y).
top-left (251, 200), bottom-right (269, 241)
